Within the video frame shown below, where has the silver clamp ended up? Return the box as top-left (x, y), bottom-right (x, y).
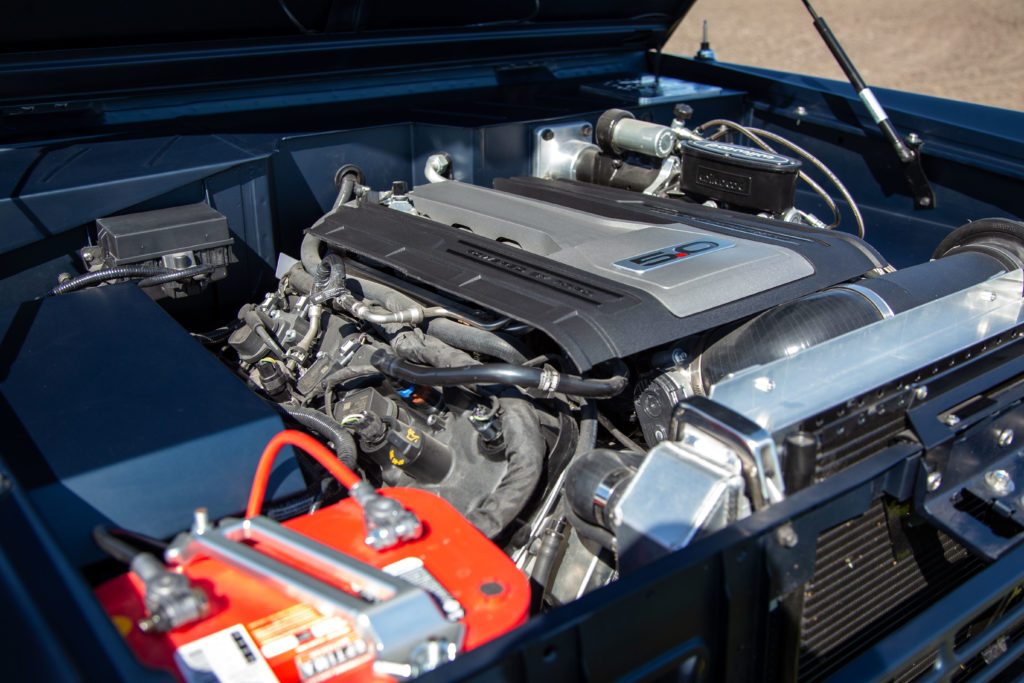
top-left (350, 481), bottom-right (424, 550)
top-left (829, 283), bottom-right (896, 319)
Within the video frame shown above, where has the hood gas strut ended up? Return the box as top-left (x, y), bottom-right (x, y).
top-left (801, 0), bottom-right (936, 210)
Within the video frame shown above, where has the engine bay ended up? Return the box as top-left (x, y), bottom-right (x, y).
top-left (5, 68), bottom-right (1024, 681)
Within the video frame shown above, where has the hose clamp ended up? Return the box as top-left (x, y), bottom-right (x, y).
top-left (830, 283), bottom-right (896, 319)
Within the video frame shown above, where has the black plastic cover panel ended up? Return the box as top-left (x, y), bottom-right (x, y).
top-left (309, 179), bottom-right (884, 371)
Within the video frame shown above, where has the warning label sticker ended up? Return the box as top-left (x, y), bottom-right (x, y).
top-left (174, 624), bottom-right (277, 683)
top-left (246, 603), bottom-right (372, 681)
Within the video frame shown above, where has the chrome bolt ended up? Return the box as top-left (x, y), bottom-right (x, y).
top-left (944, 414), bottom-right (961, 427)
top-left (926, 471), bottom-right (943, 491)
top-left (283, 329), bottom-right (298, 342)
top-left (671, 348), bottom-right (687, 365)
top-left (984, 469), bottom-right (1015, 496)
top-left (82, 251), bottom-right (94, 262)
top-left (191, 508), bottom-right (210, 535)
top-left (914, 386), bottom-right (928, 400)
top-left (795, 106), bottom-right (808, 117)
top-left (409, 639), bottom-right (457, 676)
top-left (999, 429), bottom-right (1015, 448)
top-left (905, 132), bottom-right (922, 145)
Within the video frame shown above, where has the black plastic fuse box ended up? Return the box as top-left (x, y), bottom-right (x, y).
top-left (84, 203), bottom-right (235, 298)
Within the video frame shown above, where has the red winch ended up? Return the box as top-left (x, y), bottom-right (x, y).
top-left (95, 430), bottom-right (530, 682)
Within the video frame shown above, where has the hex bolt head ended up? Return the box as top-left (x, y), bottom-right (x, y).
top-left (926, 471), bottom-right (943, 492)
top-left (795, 106), bottom-right (808, 117)
top-left (944, 414), bottom-right (961, 427)
top-left (998, 429), bottom-right (1015, 448)
top-left (914, 386), bottom-right (928, 400)
top-left (776, 525), bottom-right (799, 548)
top-left (984, 469), bottom-right (1015, 496)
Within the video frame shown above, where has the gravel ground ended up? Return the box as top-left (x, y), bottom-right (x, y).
top-left (666, 0), bottom-right (1024, 112)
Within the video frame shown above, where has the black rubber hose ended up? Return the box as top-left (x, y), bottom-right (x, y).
top-left (281, 405), bottom-right (358, 471)
top-left (425, 318), bottom-right (526, 365)
top-left (265, 490), bottom-right (320, 521)
top-left (386, 328), bottom-right (478, 368)
top-left (292, 260), bottom-right (528, 364)
top-left (577, 400), bottom-right (598, 454)
top-left (107, 527), bottom-right (169, 553)
top-left (301, 233), bottom-right (324, 276)
top-left (597, 411), bottom-right (643, 453)
top-left (565, 504), bottom-right (617, 551)
top-left (313, 253), bottom-right (346, 295)
top-left (287, 263), bottom-right (315, 294)
top-left (50, 265), bottom-right (171, 296)
top-left (371, 350), bottom-right (627, 398)
top-left (331, 176), bottom-right (357, 210)
top-left (530, 521), bottom-right (567, 592)
top-left (137, 264), bottom-right (216, 288)
top-left (354, 278), bottom-right (527, 364)
top-left (932, 218), bottom-right (1024, 270)
top-left (464, 395), bottom-right (546, 538)
top-left (93, 526), bottom-right (142, 564)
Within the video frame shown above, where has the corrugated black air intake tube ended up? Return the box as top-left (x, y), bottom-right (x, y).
top-left (280, 405), bottom-right (358, 471)
top-left (698, 220), bottom-right (1024, 392)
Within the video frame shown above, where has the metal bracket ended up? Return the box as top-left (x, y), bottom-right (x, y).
top-left (669, 396), bottom-right (786, 507)
top-left (166, 515), bottom-right (462, 666)
top-left (531, 121), bottom-right (597, 180)
top-left (918, 405), bottom-right (1024, 560)
top-left (642, 155), bottom-right (679, 196)
top-left (901, 135), bottom-right (936, 210)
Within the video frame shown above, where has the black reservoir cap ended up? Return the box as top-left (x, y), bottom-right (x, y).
top-left (682, 139), bottom-right (802, 173)
top-left (680, 139), bottom-right (802, 214)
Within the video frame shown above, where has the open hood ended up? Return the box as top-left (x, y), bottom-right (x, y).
top-left (0, 1), bottom-right (694, 112)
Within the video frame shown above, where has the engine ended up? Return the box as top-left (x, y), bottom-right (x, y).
top-left (195, 107), bottom-right (1024, 609)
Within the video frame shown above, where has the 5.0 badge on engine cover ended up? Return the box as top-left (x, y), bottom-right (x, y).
top-left (613, 239), bottom-right (735, 274)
